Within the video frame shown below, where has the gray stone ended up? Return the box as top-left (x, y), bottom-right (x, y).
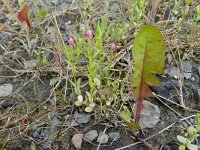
top-left (166, 53), bottom-right (173, 64)
top-left (50, 0), bottom-right (59, 5)
top-left (164, 67), bottom-right (179, 79)
top-left (182, 61), bottom-right (192, 73)
top-left (97, 132), bottom-right (109, 144)
top-left (184, 72), bottom-right (191, 79)
top-left (108, 132), bottom-right (121, 141)
top-left (135, 101), bottom-right (160, 129)
top-left (191, 77), bottom-right (195, 81)
top-left (64, 119), bottom-right (79, 127)
top-left (151, 80), bottom-right (189, 103)
top-left (1, 101), bottom-right (17, 109)
top-left (0, 83), bottom-right (13, 97)
top-left (71, 134), bottom-right (83, 149)
top-left (84, 130), bottom-right (98, 142)
top-left (190, 75), bottom-right (199, 84)
top-left (74, 113), bottom-right (91, 124)
top-left (180, 121), bottom-right (188, 129)
top-left (189, 117), bottom-right (196, 125)
top-left (32, 112), bottom-right (60, 149)
top-left (181, 61), bottom-right (193, 79)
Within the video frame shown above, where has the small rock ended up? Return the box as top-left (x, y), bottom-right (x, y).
top-left (64, 119), bottom-right (79, 127)
top-left (134, 101), bottom-right (160, 129)
top-left (182, 61), bottom-right (193, 79)
top-left (166, 53), bottom-right (173, 64)
top-left (189, 117), bottom-right (196, 125)
top-left (50, 0), bottom-right (59, 5)
top-left (71, 134), bottom-right (83, 149)
top-left (74, 113), bottom-right (91, 124)
top-left (84, 130), bottom-right (98, 142)
top-left (108, 132), bottom-right (121, 141)
top-left (164, 67), bottom-right (179, 79)
top-left (1, 101), bottom-right (17, 109)
top-left (184, 72), bottom-right (191, 79)
top-left (0, 84), bottom-right (13, 97)
top-left (190, 75), bottom-right (199, 84)
top-left (97, 132), bottom-right (109, 144)
top-left (182, 61), bottom-right (192, 73)
top-left (191, 77), bottom-right (195, 82)
top-left (151, 80), bottom-right (189, 103)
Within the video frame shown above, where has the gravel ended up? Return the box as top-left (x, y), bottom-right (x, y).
top-left (97, 132), bottom-right (109, 144)
top-left (71, 134), bottom-right (83, 149)
top-left (84, 130), bottom-right (98, 142)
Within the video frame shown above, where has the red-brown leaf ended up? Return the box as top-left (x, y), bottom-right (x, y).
top-left (18, 5), bottom-right (32, 27)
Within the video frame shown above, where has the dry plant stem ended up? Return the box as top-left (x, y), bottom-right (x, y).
top-left (150, 0), bottom-right (159, 22)
top-left (154, 93), bottom-right (200, 113)
top-left (116, 114), bottom-right (196, 150)
top-left (131, 133), bottom-right (154, 150)
top-left (97, 127), bottom-right (108, 150)
top-left (53, 13), bottom-right (69, 98)
top-left (153, 94), bottom-right (192, 126)
top-left (178, 47), bottom-right (185, 107)
top-left (150, 95), bottom-right (183, 118)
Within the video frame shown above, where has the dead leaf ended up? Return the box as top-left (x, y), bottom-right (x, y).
top-left (17, 5), bottom-right (32, 27)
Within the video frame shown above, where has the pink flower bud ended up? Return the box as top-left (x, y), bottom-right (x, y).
top-left (86, 30), bottom-right (93, 38)
top-left (68, 37), bottom-right (74, 46)
top-left (110, 43), bottom-right (116, 52)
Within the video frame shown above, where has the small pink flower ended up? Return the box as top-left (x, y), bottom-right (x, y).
top-left (110, 43), bottom-right (116, 52)
top-left (86, 29), bottom-right (93, 38)
top-left (68, 37), bottom-right (74, 46)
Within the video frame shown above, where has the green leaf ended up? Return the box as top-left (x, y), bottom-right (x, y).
top-left (195, 113), bottom-right (200, 125)
top-left (37, 9), bottom-right (48, 21)
top-left (18, 0), bottom-right (25, 7)
top-left (132, 25), bottom-right (165, 123)
top-left (78, 95), bottom-right (83, 102)
top-left (132, 25), bottom-right (165, 92)
top-left (120, 109), bottom-right (132, 122)
top-left (186, 143), bottom-right (198, 150)
top-left (124, 120), bottom-right (140, 131)
top-left (85, 106), bottom-right (93, 112)
top-left (185, 0), bottom-right (193, 5)
top-left (187, 126), bottom-right (197, 135)
top-left (177, 135), bottom-right (187, 144)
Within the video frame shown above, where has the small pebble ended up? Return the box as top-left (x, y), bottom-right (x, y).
top-left (74, 113), bottom-right (91, 124)
top-left (1, 101), bottom-right (17, 109)
top-left (97, 132), bottom-right (109, 144)
top-left (71, 134), bottom-right (83, 149)
top-left (108, 132), bottom-right (121, 141)
top-left (191, 77), bottom-right (195, 82)
top-left (84, 130), bottom-right (98, 142)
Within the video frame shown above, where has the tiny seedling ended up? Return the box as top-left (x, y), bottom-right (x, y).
top-left (177, 113), bottom-right (200, 150)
